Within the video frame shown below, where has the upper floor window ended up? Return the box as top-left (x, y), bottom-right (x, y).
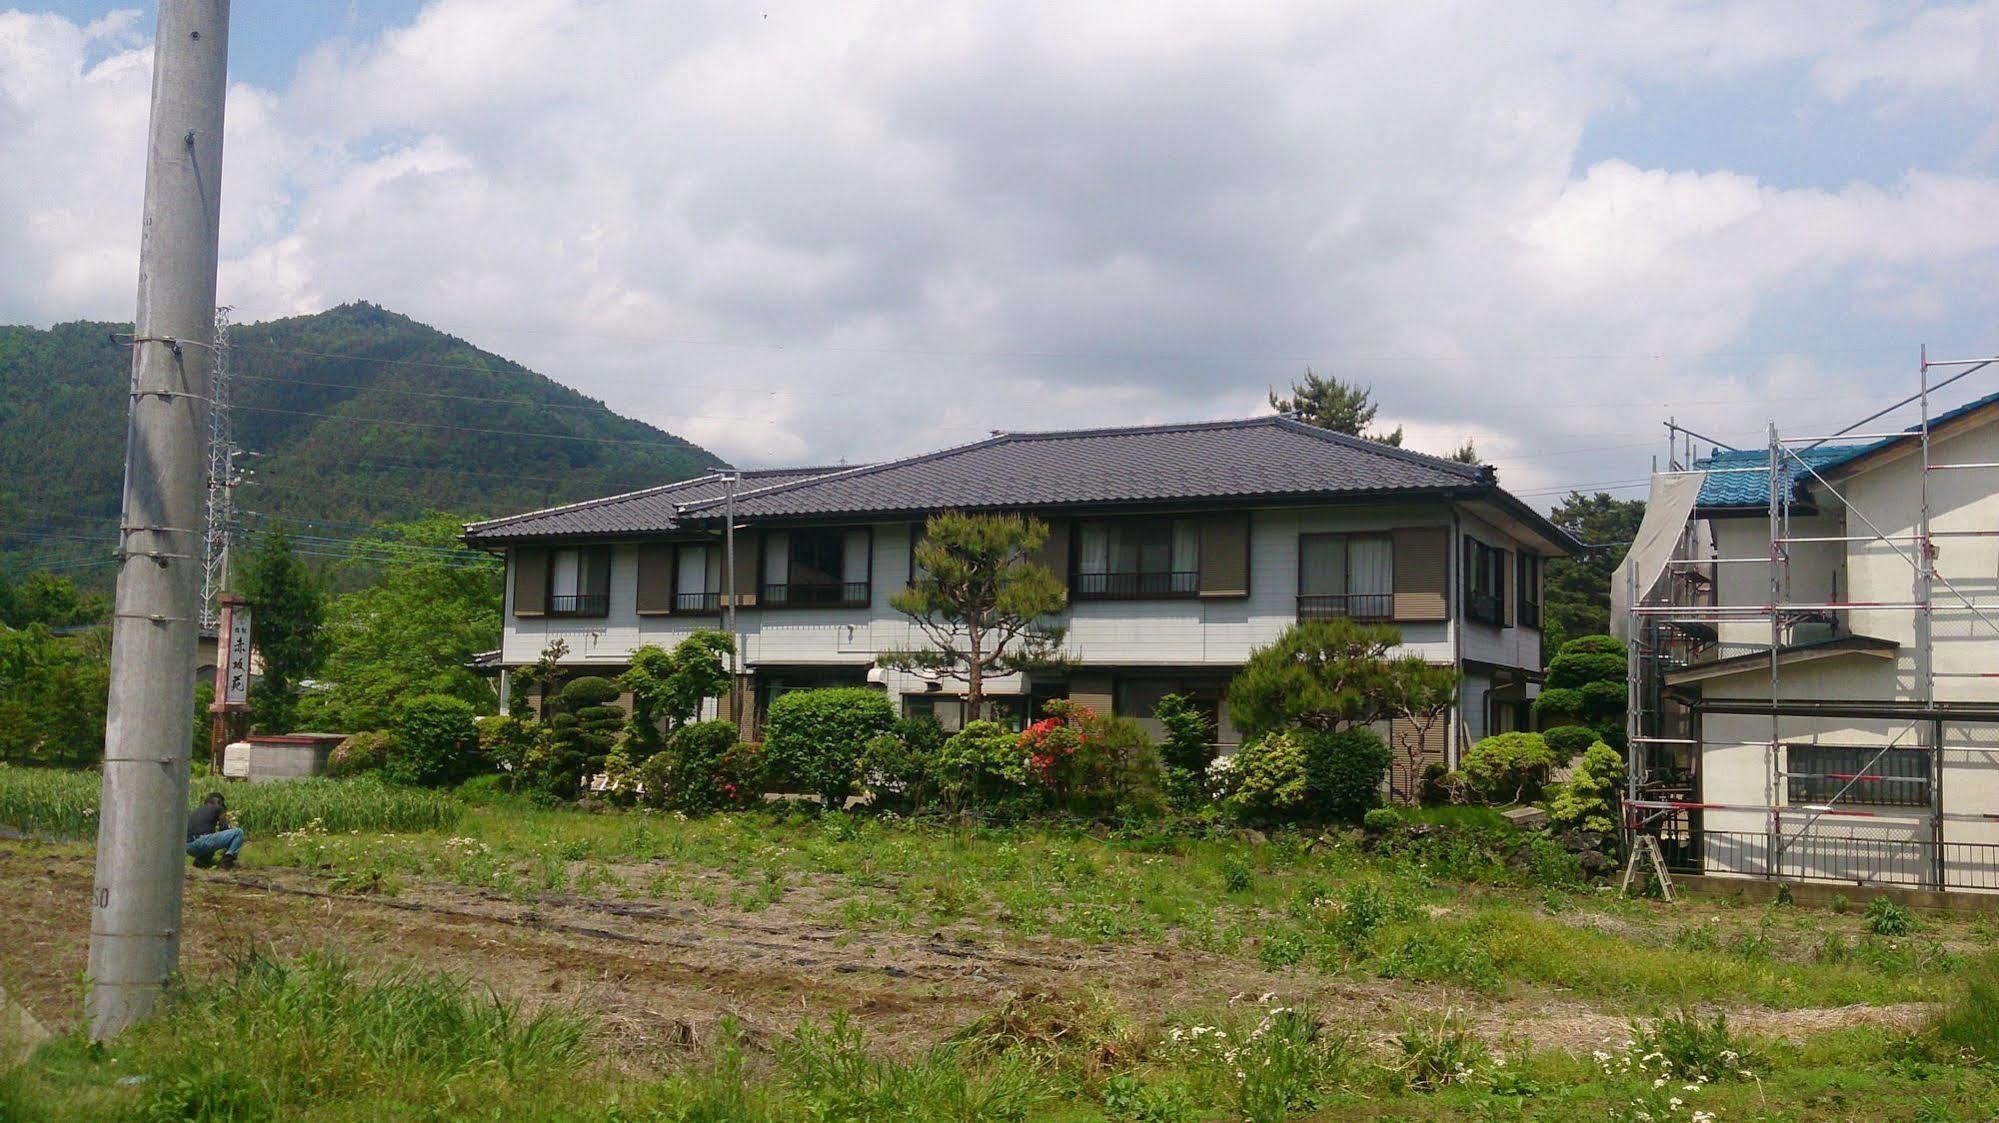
top-left (763, 528), bottom-right (871, 608)
top-left (550, 547), bottom-right (611, 617)
top-left (1075, 517), bottom-right (1198, 599)
top-left (1298, 534), bottom-right (1393, 621)
top-left (675, 544), bottom-right (723, 612)
top-left (1517, 553), bottom-right (1542, 630)
top-left (1464, 537), bottom-right (1506, 626)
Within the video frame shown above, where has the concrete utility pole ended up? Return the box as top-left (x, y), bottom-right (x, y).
top-left (89, 0), bottom-right (231, 1040)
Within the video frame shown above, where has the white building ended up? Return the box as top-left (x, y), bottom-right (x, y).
top-left (1621, 390), bottom-right (1999, 891)
top-left (465, 416), bottom-right (1577, 789)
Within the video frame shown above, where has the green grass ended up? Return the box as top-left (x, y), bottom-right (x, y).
top-left (7, 949), bottom-right (1998, 1121)
top-left (0, 765), bottom-right (461, 837)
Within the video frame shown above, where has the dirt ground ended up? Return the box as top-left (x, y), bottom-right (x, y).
top-left (0, 843), bottom-right (1929, 1063)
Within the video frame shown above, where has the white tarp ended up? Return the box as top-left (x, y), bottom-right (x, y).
top-left (1610, 471), bottom-right (1706, 641)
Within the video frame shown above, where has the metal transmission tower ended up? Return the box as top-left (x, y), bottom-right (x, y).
top-left (200, 306), bottom-right (234, 629)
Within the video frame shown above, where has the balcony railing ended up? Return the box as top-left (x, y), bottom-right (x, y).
top-left (673, 591), bottom-right (723, 613)
top-left (548, 593), bottom-right (609, 618)
top-left (762, 581), bottom-right (869, 608)
top-left (1073, 570), bottom-right (1199, 600)
top-left (1297, 592), bottom-right (1393, 621)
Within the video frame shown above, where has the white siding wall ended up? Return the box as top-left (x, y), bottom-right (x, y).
top-left (1690, 418), bottom-right (1999, 868)
top-left (1457, 506), bottom-right (1543, 670)
top-left (500, 504), bottom-right (1553, 693)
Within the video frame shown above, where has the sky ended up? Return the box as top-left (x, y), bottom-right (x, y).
top-left (7, 2), bottom-right (1999, 507)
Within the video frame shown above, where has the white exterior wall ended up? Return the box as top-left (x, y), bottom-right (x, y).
top-left (500, 503), bottom-right (1556, 738)
top-left (1688, 417), bottom-right (1999, 878)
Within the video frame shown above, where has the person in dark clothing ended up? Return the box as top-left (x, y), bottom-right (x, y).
top-left (186, 792), bottom-right (245, 869)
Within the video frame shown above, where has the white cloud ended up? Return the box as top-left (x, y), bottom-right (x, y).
top-left (6, 2), bottom-right (1999, 501)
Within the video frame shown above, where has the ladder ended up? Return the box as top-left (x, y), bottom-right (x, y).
top-left (1620, 834), bottom-right (1676, 902)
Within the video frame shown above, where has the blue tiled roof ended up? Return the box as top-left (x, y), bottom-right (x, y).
top-left (1693, 446), bottom-right (1877, 508)
top-left (1693, 389), bottom-right (1999, 509)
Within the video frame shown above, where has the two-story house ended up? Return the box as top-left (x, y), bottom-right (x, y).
top-left (1623, 392), bottom-right (1999, 890)
top-left (464, 416), bottom-right (1578, 782)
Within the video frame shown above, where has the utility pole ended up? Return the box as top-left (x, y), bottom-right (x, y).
top-left (89, 0), bottom-right (231, 1040)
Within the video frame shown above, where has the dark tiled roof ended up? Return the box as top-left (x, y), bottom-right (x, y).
top-left (676, 417), bottom-right (1492, 521)
top-left (1694, 389), bottom-right (1999, 508)
top-left (462, 467), bottom-right (845, 542)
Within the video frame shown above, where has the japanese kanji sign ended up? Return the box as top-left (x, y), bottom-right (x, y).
top-left (223, 608), bottom-right (253, 706)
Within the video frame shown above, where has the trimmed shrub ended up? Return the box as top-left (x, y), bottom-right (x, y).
top-left (1305, 727), bottom-right (1392, 822)
top-left (532, 676), bottom-right (625, 799)
top-left (1363, 807), bottom-right (1404, 833)
top-left (1227, 731), bottom-right (1313, 822)
top-left (328, 730), bottom-right (395, 779)
top-left (763, 687), bottom-right (897, 807)
top-left (1542, 724), bottom-right (1597, 764)
top-left (638, 719), bottom-right (747, 814)
top-left (862, 716), bottom-right (944, 812)
top-left (1546, 650), bottom-right (1627, 689)
top-left (474, 715), bottom-right (548, 787)
top-left (932, 720), bottom-right (1033, 816)
top-left (1461, 732), bottom-right (1556, 804)
top-left (1545, 741), bottom-right (1624, 833)
top-left (385, 695), bottom-right (481, 788)
top-left (1560, 634), bottom-right (1624, 656)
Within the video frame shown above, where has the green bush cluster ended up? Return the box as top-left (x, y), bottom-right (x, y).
top-left (385, 695), bottom-right (483, 788)
top-left (764, 687), bottom-right (898, 807)
top-left (1213, 727), bottom-right (1391, 825)
top-left (637, 720), bottom-right (763, 814)
top-left (536, 677), bottom-right (624, 799)
top-left (1532, 635), bottom-right (1627, 749)
top-left (1545, 741), bottom-right (1624, 833)
top-left (1458, 732), bottom-right (1556, 804)
top-left (327, 730), bottom-right (395, 779)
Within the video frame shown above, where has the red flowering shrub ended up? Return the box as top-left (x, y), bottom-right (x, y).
top-left (1014, 701), bottom-right (1164, 818)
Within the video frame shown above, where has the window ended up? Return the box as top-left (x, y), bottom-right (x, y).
top-left (674, 544), bottom-right (723, 612)
top-left (762, 528), bottom-right (871, 607)
top-left (1297, 534), bottom-right (1394, 620)
top-left (1074, 517), bottom-right (1199, 599)
top-left (1788, 745), bottom-right (1929, 807)
top-left (548, 547), bottom-right (610, 617)
top-left (1463, 538), bottom-right (1505, 626)
top-left (1517, 553), bottom-right (1542, 629)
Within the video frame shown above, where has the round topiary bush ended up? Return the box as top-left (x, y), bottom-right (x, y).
top-left (1362, 806), bottom-right (1404, 833)
top-left (328, 730), bottom-right (395, 778)
top-left (1542, 724), bottom-right (1598, 764)
top-left (1305, 727), bottom-right (1392, 822)
top-left (1461, 731), bottom-right (1556, 804)
top-left (386, 695), bottom-right (481, 788)
top-left (763, 687), bottom-right (896, 807)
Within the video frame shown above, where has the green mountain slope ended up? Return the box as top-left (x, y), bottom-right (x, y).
top-left (0, 303), bottom-right (724, 575)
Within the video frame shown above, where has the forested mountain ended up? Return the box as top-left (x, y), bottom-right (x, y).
top-left (0, 303), bottom-right (724, 577)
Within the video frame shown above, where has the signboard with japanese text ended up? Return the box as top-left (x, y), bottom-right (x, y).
top-left (223, 609), bottom-right (253, 706)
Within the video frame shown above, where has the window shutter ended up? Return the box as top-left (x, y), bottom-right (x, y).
top-left (730, 534), bottom-right (760, 606)
top-left (636, 544), bottom-right (674, 615)
top-left (1197, 513), bottom-right (1250, 597)
top-left (1033, 517), bottom-right (1071, 591)
top-left (1501, 549), bottom-right (1516, 628)
top-left (1390, 528), bottom-right (1449, 621)
top-left (512, 548), bottom-right (548, 616)
top-left (585, 548), bottom-right (612, 600)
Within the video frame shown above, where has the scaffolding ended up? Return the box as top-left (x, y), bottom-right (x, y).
top-left (1622, 351), bottom-right (1999, 894)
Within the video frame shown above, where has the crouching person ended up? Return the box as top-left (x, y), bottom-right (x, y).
top-left (186, 792), bottom-right (245, 870)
